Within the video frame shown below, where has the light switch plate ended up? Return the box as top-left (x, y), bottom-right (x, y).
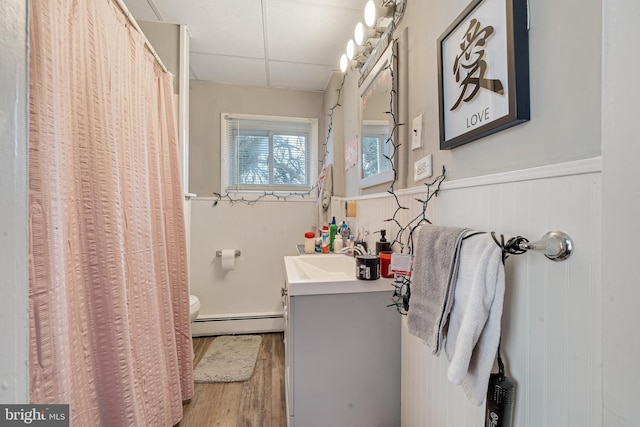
top-left (411, 114), bottom-right (423, 150)
top-left (414, 154), bottom-right (433, 182)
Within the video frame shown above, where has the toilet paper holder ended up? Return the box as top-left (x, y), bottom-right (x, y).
top-left (216, 250), bottom-right (241, 258)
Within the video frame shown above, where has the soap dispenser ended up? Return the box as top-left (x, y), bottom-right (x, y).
top-left (375, 229), bottom-right (391, 254)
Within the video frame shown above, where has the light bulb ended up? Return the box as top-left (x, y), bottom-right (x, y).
top-left (355, 22), bottom-right (365, 46)
top-left (346, 39), bottom-right (355, 60)
top-left (364, 0), bottom-right (376, 28)
top-left (340, 54), bottom-right (348, 73)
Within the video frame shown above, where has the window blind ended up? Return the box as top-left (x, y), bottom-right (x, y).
top-left (223, 115), bottom-right (314, 191)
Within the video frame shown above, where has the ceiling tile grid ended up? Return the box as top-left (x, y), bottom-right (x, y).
top-left (266, 0), bottom-right (364, 65)
top-left (124, 0), bottom-right (370, 91)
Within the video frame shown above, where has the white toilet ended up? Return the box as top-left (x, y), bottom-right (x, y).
top-left (189, 294), bottom-right (201, 323)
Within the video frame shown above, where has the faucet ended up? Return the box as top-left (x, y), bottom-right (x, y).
top-left (340, 244), bottom-right (367, 256)
top-left (352, 244), bottom-right (368, 256)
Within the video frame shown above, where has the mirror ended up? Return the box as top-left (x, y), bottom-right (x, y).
top-left (359, 43), bottom-right (397, 189)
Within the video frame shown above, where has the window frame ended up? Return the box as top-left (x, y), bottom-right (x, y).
top-left (221, 113), bottom-right (318, 194)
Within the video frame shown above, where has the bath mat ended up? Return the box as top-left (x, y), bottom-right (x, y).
top-left (194, 335), bottom-right (262, 383)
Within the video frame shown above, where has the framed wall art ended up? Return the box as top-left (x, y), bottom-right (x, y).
top-left (437, 0), bottom-right (529, 150)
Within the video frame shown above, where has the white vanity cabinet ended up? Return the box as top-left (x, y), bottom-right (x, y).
top-left (282, 262), bottom-right (401, 427)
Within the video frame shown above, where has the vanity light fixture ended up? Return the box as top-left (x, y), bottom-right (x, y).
top-left (340, 53), bottom-right (348, 73)
top-left (364, 0), bottom-right (376, 27)
top-left (365, 0), bottom-right (396, 30)
top-left (338, 0), bottom-right (406, 74)
top-left (347, 39), bottom-right (366, 60)
top-left (355, 22), bottom-right (378, 46)
top-left (341, 50), bottom-right (362, 73)
top-left (354, 22), bottom-right (365, 45)
top-left (346, 39), bottom-right (356, 60)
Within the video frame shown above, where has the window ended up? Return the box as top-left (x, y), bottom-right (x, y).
top-left (362, 122), bottom-right (391, 179)
top-left (222, 114), bottom-right (318, 192)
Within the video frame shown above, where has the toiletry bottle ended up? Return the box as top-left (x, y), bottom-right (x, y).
top-left (334, 234), bottom-right (343, 252)
top-left (341, 222), bottom-right (350, 242)
top-left (329, 217), bottom-right (338, 252)
top-left (321, 226), bottom-right (330, 253)
top-left (376, 229), bottom-right (392, 254)
top-left (304, 231), bottom-right (315, 254)
top-left (379, 251), bottom-right (393, 278)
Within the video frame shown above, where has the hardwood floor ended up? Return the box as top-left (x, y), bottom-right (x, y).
top-left (178, 333), bottom-right (286, 427)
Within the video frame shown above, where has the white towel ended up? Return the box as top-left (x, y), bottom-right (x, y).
top-left (444, 233), bottom-right (505, 406)
top-left (313, 163), bottom-right (332, 230)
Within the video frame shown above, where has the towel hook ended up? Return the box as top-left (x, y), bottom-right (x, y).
top-left (491, 230), bottom-right (573, 262)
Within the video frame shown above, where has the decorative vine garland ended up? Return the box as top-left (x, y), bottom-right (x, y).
top-left (378, 38), bottom-right (446, 315)
top-left (211, 75), bottom-right (346, 207)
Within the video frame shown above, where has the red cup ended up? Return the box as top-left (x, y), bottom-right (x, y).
top-left (379, 251), bottom-right (394, 278)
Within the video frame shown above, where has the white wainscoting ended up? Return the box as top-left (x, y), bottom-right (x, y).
top-left (189, 198), bottom-right (316, 336)
top-left (333, 158), bottom-right (603, 427)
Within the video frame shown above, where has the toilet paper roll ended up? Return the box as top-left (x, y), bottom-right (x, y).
top-left (221, 249), bottom-right (236, 271)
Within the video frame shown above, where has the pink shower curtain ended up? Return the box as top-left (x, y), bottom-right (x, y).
top-left (28, 0), bottom-right (193, 425)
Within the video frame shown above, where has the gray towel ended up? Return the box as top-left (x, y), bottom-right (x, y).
top-left (407, 225), bottom-right (470, 354)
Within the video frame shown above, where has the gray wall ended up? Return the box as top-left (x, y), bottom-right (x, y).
top-left (189, 81), bottom-right (324, 195)
top-left (0, 0), bottom-right (29, 403)
top-left (340, 0), bottom-right (602, 195)
top-left (138, 20), bottom-right (180, 94)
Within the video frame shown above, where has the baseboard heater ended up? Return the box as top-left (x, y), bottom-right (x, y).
top-left (191, 312), bottom-right (284, 336)
top-left (195, 312), bottom-right (283, 322)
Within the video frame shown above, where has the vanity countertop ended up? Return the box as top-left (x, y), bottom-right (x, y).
top-left (284, 254), bottom-right (394, 296)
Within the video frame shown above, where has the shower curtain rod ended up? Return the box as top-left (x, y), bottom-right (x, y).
top-left (112, 0), bottom-right (169, 74)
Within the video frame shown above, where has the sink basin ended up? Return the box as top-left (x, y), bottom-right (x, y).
top-left (290, 254), bottom-right (356, 280)
top-left (284, 254), bottom-right (393, 296)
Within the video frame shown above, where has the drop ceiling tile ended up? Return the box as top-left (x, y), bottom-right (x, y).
top-left (159, 0), bottom-right (266, 58)
top-left (191, 53), bottom-right (268, 87)
top-left (268, 61), bottom-right (334, 92)
top-left (266, 0), bottom-right (364, 65)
